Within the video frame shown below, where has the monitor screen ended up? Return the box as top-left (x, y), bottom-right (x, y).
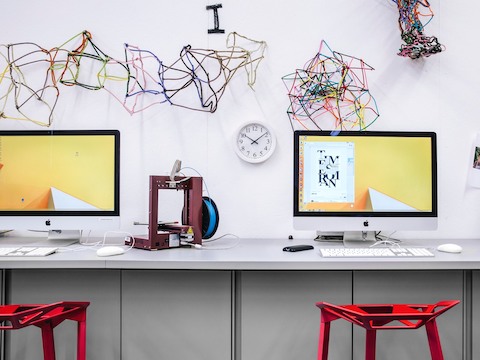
top-left (293, 130), bottom-right (437, 234)
top-left (0, 130), bottom-right (120, 234)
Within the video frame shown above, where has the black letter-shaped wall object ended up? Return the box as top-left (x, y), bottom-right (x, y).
top-left (206, 4), bottom-right (225, 34)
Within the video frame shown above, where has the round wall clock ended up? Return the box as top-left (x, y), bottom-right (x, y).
top-left (234, 122), bottom-right (276, 163)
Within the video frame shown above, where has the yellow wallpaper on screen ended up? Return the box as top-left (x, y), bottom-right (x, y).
top-left (354, 137), bottom-right (432, 211)
top-left (0, 135), bottom-right (115, 210)
top-left (300, 136), bottom-right (433, 212)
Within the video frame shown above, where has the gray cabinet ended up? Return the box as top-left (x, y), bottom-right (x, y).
top-left (238, 271), bottom-right (353, 360)
top-left (352, 271), bottom-right (464, 360)
top-left (1, 268), bottom-right (474, 360)
top-left (6, 269), bottom-right (121, 360)
top-left (121, 270), bottom-right (232, 360)
top-left (473, 271), bottom-right (480, 360)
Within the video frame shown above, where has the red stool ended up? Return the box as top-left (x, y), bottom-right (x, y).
top-left (316, 300), bottom-right (459, 360)
top-left (0, 301), bottom-right (90, 360)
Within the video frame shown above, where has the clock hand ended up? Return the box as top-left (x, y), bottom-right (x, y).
top-left (245, 135), bottom-right (259, 145)
top-left (252, 132), bottom-right (267, 143)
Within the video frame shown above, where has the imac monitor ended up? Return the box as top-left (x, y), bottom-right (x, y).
top-left (0, 130), bottom-right (120, 240)
top-left (293, 130), bottom-right (437, 241)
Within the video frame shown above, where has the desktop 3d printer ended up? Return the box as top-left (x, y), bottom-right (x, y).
top-left (126, 175), bottom-right (204, 250)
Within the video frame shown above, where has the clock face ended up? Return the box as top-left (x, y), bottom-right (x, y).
top-left (235, 122), bottom-right (276, 163)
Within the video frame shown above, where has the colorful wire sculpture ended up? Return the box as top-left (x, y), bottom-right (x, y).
top-left (0, 30), bottom-right (266, 126)
top-left (0, 42), bottom-right (62, 126)
top-left (116, 32), bottom-right (266, 114)
top-left (282, 40), bottom-right (379, 132)
top-left (394, 0), bottom-right (444, 59)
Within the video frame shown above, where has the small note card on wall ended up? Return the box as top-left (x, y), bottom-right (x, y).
top-left (468, 132), bottom-right (480, 188)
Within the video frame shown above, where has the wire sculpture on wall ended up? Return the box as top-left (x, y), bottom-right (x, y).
top-left (0, 42), bottom-right (61, 126)
top-left (115, 32), bottom-right (266, 114)
top-left (0, 30), bottom-right (266, 126)
top-left (59, 31), bottom-right (129, 91)
top-left (282, 40), bottom-right (379, 132)
top-left (394, 0), bottom-right (444, 59)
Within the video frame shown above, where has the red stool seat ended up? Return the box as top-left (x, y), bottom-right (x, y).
top-left (316, 300), bottom-right (459, 360)
top-left (0, 301), bottom-right (90, 360)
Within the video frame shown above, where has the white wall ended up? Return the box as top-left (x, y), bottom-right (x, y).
top-left (1, 0), bottom-right (479, 240)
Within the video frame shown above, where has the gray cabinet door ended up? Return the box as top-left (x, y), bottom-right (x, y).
top-left (238, 270), bottom-right (353, 360)
top-left (353, 270), bottom-right (464, 360)
top-left (6, 269), bottom-right (121, 360)
top-left (122, 269), bottom-right (232, 360)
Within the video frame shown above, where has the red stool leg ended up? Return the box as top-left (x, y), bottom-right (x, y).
top-left (40, 323), bottom-right (56, 360)
top-left (77, 317), bottom-right (87, 360)
top-left (425, 320), bottom-right (444, 360)
top-left (318, 319), bottom-right (331, 360)
top-left (365, 329), bottom-right (377, 360)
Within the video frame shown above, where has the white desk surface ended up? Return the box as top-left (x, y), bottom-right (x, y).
top-left (0, 237), bottom-right (479, 270)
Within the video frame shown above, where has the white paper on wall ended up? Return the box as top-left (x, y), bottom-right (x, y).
top-left (468, 133), bottom-right (480, 188)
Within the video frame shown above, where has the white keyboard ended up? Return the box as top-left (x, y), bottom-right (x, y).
top-left (0, 247), bottom-right (58, 257)
top-left (319, 247), bottom-right (434, 258)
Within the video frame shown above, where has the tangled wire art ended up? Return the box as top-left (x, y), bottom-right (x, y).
top-left (0, 31), bottom-right (266, 126)
top-left (282, 41), bottom-right (379, 132)
top-left (394, 0), bottom-right (444, 59)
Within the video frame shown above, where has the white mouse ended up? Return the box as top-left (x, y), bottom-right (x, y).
top-left (437, 243), bottom-right (463, 254)
top-left (96, 246), bottom-right (126, 257)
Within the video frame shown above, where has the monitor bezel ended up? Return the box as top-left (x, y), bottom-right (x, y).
top-left (293, 130), bottom-right (438, 222)
top-left (0, 129), bottom-right (120, 218)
